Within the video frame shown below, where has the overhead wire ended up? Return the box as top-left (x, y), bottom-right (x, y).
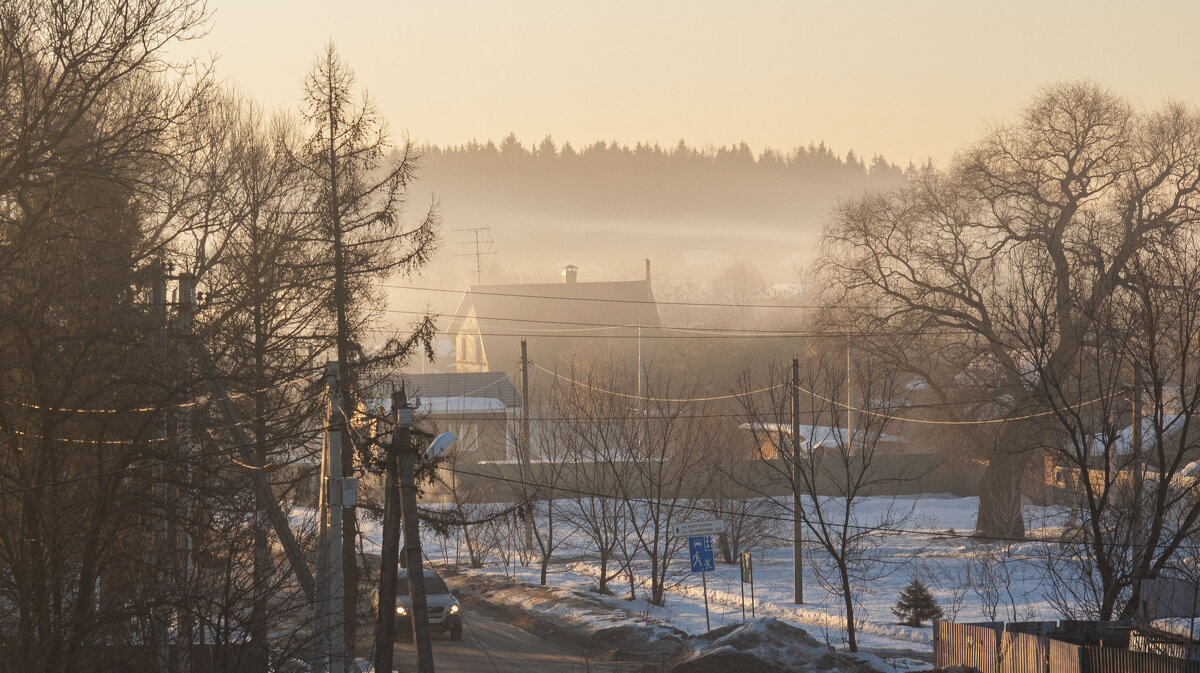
top-left (3, 370), bottom-right (324, 415)
top-left (532, 363), bottom-right (1116, 425)
top-left (534, 364), bottom-right (784, 403)
top-left (441, 464), bottom-right (1177, 550)
top-left (0, 424), bottom-right (326, 497)
top-left (382, 306), bottom-right (988, 338)
top-left (384, 283), bottom-right (828, 310)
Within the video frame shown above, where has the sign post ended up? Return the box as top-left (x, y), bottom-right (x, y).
top-left (689, 536), bottom-right (715, 631)
top-left (740, 552), bottom-right (754, 619)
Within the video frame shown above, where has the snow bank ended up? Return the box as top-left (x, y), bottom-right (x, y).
top-left (665, 618), bottom-right (881, 673)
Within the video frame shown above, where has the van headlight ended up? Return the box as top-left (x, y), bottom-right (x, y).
top-left (396, 606), bottom-right (407, 616)
top-left (449, 604), bottom-right (459, 614)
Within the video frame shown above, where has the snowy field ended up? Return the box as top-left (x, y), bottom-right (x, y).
top-left (361, 494), bottom-right (1070, 661)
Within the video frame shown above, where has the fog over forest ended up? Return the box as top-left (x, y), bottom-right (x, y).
top-left (402, 134), bottom-right (907, 308)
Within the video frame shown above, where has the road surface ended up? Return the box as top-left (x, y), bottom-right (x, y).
top-left (387, 605), bottom-right (633, 673)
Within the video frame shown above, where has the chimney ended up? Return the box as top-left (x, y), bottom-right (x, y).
top-left (645, 258), bottom-right (651, 282)
top-left (562, 264), bottom-right (578, 284)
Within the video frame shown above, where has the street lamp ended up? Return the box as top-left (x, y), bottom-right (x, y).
top-left (425, 432), bottom-right (456, 461)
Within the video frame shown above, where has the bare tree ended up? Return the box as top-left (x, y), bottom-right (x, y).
top-left (821, 83), bottom-right (1200, 540)
top-left (739, 345), bottom-right (916, 652)
top-left (188, 92), bottom-right (330, 669)
top-left (0, 2), bottom-right (212, 671)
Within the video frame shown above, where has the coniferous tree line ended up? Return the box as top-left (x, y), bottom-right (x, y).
top-left (411, 133), bottom-right (908, 275)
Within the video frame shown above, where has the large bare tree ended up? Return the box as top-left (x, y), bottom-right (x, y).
top-left (822, 82), bottom-right (1200, 539)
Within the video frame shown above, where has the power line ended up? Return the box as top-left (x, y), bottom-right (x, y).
top-left (385, 283), bottom-right (829, 310)
top-left (530, 365), bottom-right (1117, 425)
top-left (384, 307), bottom-right (819, 335)
top-left (441, 465), bottom-right (1181, 550)
top-left (0, 425), bottom-right (326, 497)
top-left (3, 370), bottom-right (324, 415)
top-left (533, 364), bottom-right (784, 403)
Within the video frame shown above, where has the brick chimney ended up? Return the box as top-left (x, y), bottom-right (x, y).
top-left (562, 264), bottom-right (578, 283)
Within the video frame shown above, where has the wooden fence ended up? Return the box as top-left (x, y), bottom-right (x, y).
top-left (936, 621), bottom-right (1200, 673)
top-left (935, 621), bottom-right (1001, 673)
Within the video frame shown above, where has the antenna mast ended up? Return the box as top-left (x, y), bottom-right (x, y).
top-left (454, 226), bottom-right (497, 285)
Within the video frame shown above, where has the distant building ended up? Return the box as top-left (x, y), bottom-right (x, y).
top-left (447, 262), bottom-right (661, 376)
top-left (739, 421), bottom-right (911, 459)
top-left (396, 371), bottom-right (522, 464)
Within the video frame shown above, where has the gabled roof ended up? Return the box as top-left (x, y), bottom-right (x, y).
top-left (396, 371), bottom-right (522, 408)
top-left (448, 276), bottom-right (661, 374)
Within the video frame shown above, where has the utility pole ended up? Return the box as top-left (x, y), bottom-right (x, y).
top-left (638, 324), bottom-right (648, 452)
top-left (176, 272), bottom-right (195, 672)
top-left (521, 339), bottom-right (533, 551)
top-left (846, 337), bottom-right (853, 451)
top-left (150, 263), bottom-right (169, 669)
top-left (792, 357), bottom-right (803, 604)
top-left (323, 362), bottom-right (347, 673)
top-left (1132, 362), bottom-right (1145, 560)
top-left (374, 388), bottom-right (410, 673)
top-left (399, 405), bottom-right (436, 672)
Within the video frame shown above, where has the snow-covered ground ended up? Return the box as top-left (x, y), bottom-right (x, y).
top-left (361, 493), bottom-right (1068, 663)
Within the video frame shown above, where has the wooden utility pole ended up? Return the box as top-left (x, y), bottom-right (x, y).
top-left (399, 413), bottom-right (436, 672)
top-left (521, 339), bottom-right (534, 551)
top-left (151, 264), bottom-right (169, 669)
top-left (374, 388), bottom-right (410, 673)
top-left (792, 357), bottom-right (803, 604)
top-left (324, 362), bottom-right (347, 673)
top-left (176, 272), bottom-right (195, 672)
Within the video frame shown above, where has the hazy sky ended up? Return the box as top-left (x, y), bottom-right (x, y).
top-left (186, 0), bottom-right (1200, 165)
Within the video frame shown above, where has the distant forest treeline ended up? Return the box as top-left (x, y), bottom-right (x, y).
top-left (406, 134), bottom-right (911, 286)
top-left (422, 133), bottom-right (902, 176)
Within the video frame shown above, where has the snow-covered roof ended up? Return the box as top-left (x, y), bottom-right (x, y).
top-left (738, 422), bottom-right (908, 446)
top-left (418, 396), bottom-right (508, 415)
top-left (1081, 414), bottom-right (1187, 456)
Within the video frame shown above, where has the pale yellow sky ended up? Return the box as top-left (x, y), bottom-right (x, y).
top-left (185, 0), bottom-right (1200, 165)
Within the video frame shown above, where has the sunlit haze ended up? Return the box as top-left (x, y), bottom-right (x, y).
top-left (189, 0), bottom-right (1200, 165)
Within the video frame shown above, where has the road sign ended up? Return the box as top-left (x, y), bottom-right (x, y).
top-left (689, 536), bottom-right (715, 573)
top-left (672, 519), bottom-right (726, 538)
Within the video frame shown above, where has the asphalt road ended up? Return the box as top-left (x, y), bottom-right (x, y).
top-left (386, 606), bottom-right (630, 673)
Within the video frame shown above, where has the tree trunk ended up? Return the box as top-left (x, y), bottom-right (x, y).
top-left (976, 450), bottom-right (1026, 539)
top-left (841, 564), bottom-right (858, 652)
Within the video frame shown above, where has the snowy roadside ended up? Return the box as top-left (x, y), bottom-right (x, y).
top-left (357, 493), bottom-right (1066, 670)
top-left (449, 565), bottom-right (934, 671)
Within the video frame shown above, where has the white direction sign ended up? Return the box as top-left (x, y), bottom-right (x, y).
top-left (671, 519), bottom-right (726, 538)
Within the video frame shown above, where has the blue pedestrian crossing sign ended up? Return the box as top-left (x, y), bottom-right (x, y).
top-left (689, 535), bottom-right (715, 573)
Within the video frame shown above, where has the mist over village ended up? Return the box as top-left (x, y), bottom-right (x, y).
top-left (6, 2), bottom-right (1200, 673)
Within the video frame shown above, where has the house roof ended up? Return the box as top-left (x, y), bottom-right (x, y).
top-left (448, 277), bottom-right (661, 374)
top-left (418, 397), bottom-right (508, 415)
top-left (738, 422), bottom-right (909, 447)
top-left (395, 371), bottom-right (522, 408)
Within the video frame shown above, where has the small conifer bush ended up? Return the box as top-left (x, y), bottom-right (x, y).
top-left (892, 578), bottom-right (944, 627)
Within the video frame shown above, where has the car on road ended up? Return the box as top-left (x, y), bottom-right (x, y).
top-left (394, 567), bottom-right (463, 641)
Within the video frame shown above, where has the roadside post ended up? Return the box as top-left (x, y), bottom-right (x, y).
top-left (673, 520), bottom-right (725, 633)
top-left (740, 552), bottom-right (754, 619)
top-left (689, 536), bottom-right (715, 631)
